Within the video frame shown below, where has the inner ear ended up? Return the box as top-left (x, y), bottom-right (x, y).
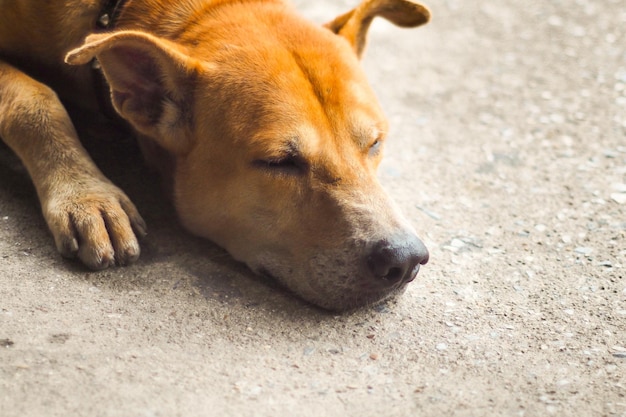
top-left (103, 45), bottom-right (165, 127)
top-left (66, 31), bottom-right (200, 154)
top-left (325, 0), bottom-right (431, 58)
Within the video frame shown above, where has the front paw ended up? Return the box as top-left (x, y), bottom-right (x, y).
top-left (42, 181), bottom-right (147, 270)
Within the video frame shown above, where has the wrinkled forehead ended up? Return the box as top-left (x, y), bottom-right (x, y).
top-left (195, 17), bottom-right (386, 146)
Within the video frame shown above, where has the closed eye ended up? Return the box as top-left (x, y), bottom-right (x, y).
top-left (369, 139), bottom-right (382, 157)
top-left (253, 155), bottom-right (308, 176)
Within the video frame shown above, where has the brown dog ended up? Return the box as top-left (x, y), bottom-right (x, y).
top-left (0, 0), bottom-right (430, 311)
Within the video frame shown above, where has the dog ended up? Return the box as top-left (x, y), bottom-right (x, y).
top-left (0, 0), bottom-right (430, 311)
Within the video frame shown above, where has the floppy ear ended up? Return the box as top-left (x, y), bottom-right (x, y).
top-left (325, 0), bottom-right (430, 58)
top-left (66, 30), bottom-right (201, 154)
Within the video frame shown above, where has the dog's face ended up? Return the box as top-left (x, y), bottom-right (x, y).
top-left (67, 0), bottom-right (431, 310)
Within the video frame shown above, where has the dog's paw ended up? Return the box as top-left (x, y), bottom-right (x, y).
top-left (42, 181), bottom-right (147, 270)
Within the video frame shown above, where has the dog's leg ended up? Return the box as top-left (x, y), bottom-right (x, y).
top-left (0, 60), bottom-right (146, 269)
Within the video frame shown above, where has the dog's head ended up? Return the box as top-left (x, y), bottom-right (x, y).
top-left (67, 0), bottom-right (431, 311)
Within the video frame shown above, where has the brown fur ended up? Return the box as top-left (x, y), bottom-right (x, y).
top-left (0, 0), bottom-right (430, 310)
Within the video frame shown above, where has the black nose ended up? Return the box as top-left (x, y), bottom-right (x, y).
top-left (367, 236), bottom-right (429, 285)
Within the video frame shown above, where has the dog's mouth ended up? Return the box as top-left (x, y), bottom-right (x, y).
top-left (253, 264), bottom-right (411, 312)
top-left (243, 229), bottom-right (428, 311)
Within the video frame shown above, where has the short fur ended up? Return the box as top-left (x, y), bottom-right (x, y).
top-left (0, 0), bottom-right (430, 310)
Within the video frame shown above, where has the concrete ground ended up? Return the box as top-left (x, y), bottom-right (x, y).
top-left (1, 0), bottom-right (625, 416)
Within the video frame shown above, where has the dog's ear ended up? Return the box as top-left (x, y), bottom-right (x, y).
top-left (66, 30), bottom-right (201, 154)
top-left (325, 0), bottom-right (430, 58)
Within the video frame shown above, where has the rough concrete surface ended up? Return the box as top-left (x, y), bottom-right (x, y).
top-left (1, 0), bottom-right (625, 416)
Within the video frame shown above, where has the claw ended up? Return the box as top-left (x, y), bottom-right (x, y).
top-left (43, 182), bottom-right (145, 270)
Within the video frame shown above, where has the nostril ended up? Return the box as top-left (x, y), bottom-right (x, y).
top-left (367, 236), bottom-right (429, 286)
top-left (383, 266), bottom-right (404, 282)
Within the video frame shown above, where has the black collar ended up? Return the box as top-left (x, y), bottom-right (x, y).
top-left (92, 0), bottom-right (130, 119)
top-left (96, 0), bottom-right (129, 30)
